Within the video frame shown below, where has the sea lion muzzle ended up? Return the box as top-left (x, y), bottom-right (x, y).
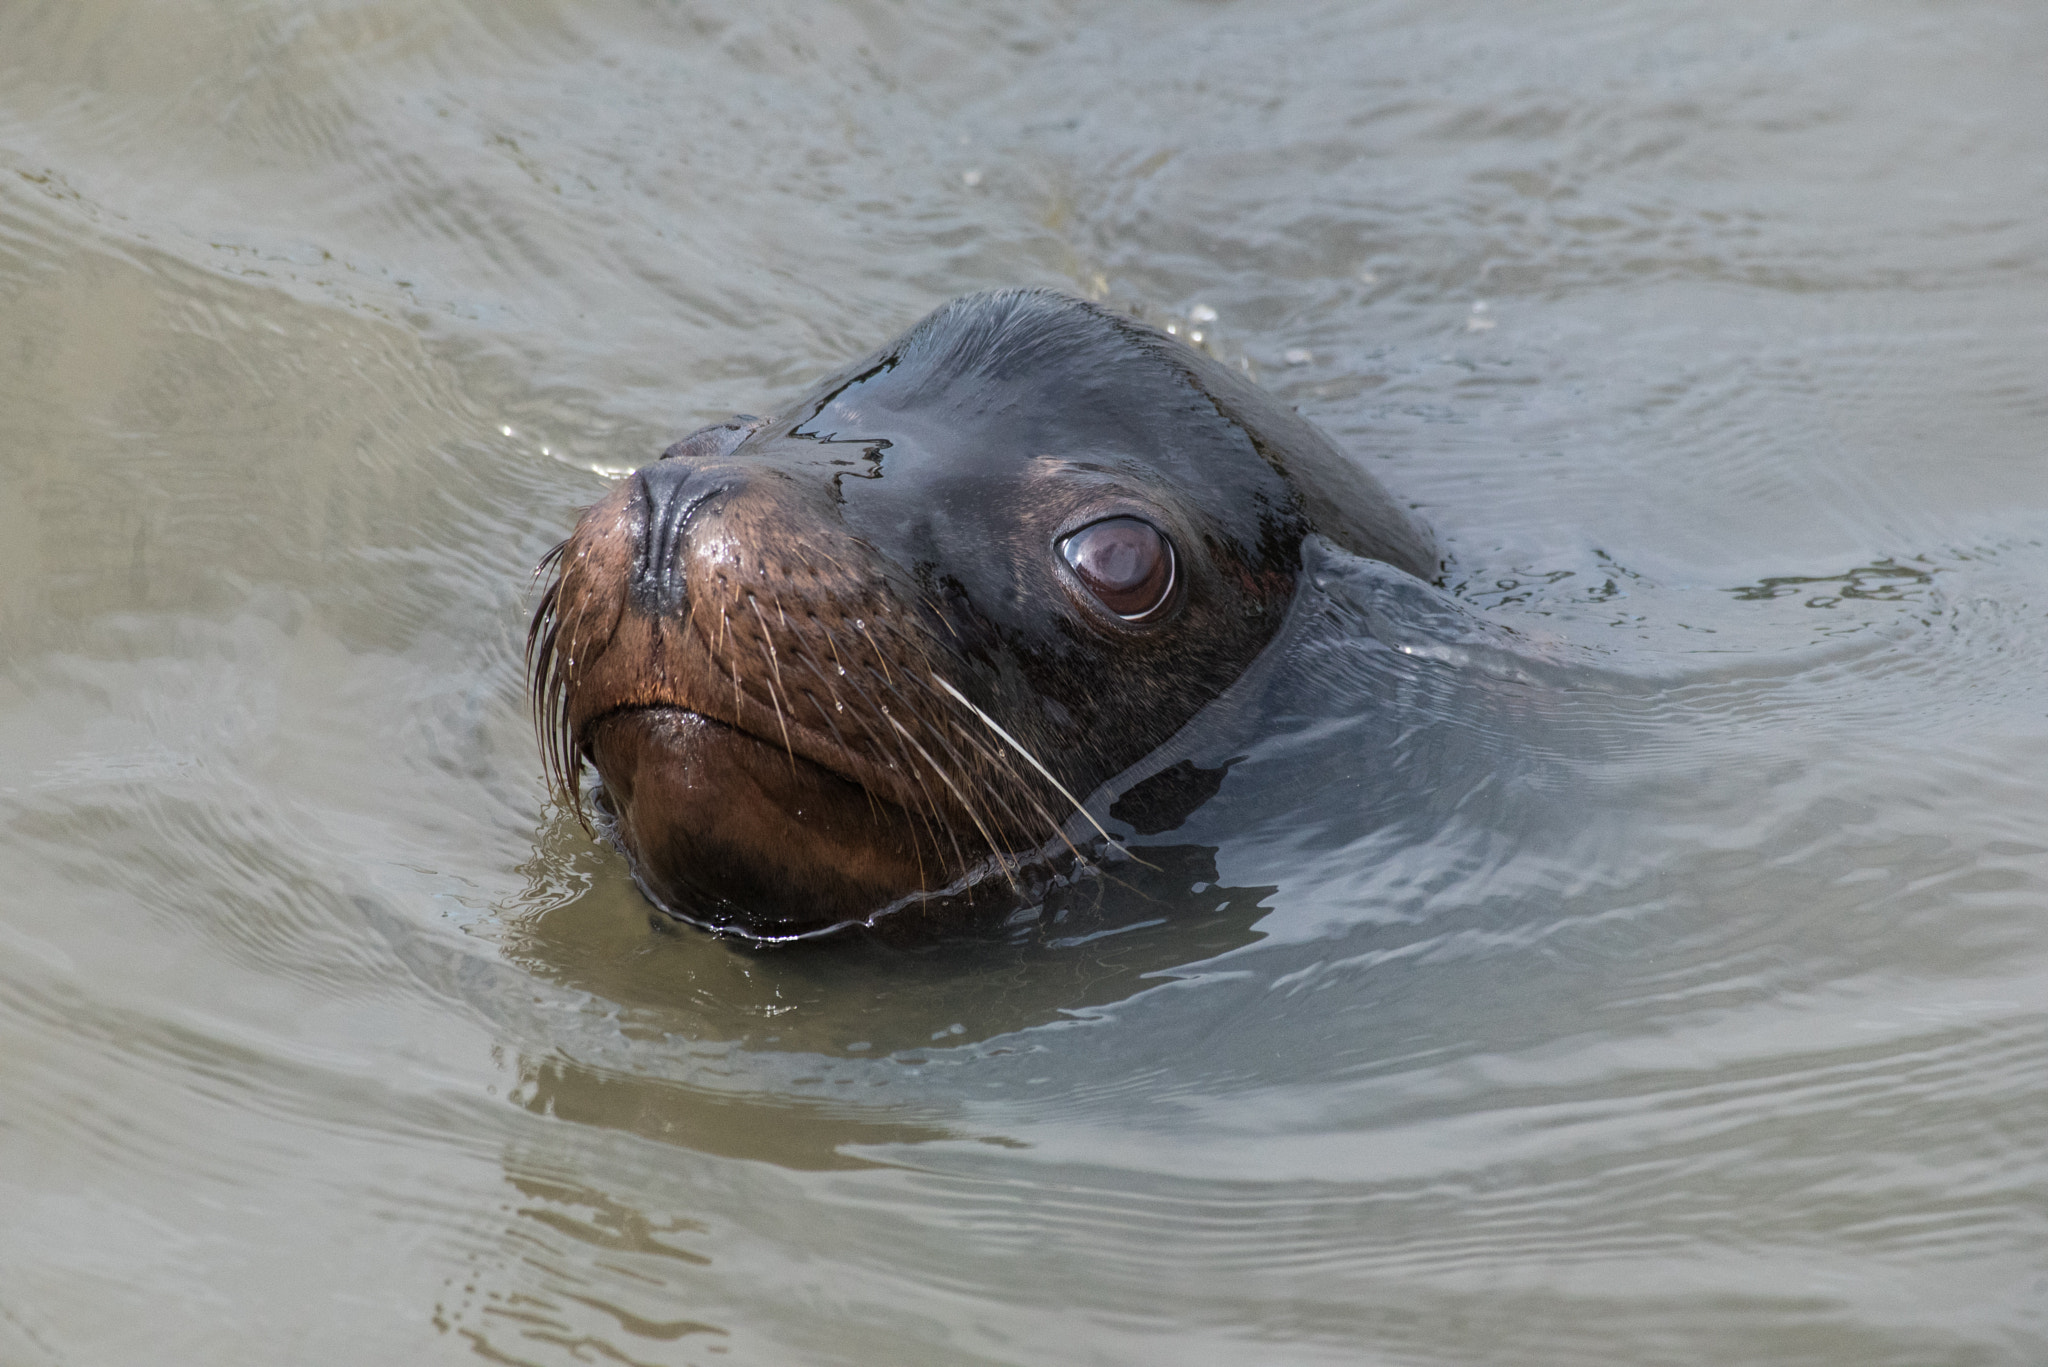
top-left (529, 289), bottom-right (1437, 941)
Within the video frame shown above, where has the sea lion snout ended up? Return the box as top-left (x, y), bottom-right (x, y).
top-left (533, 440), bottom-right (1012, 937)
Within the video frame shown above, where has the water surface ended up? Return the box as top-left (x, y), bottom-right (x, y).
top-left (3, 1), bottom-right (2046, 1363)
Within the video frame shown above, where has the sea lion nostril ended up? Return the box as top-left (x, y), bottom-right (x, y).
top-left (630, 462), bottom-right (723, 617)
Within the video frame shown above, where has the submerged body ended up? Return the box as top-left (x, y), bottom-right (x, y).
top-left (530, 289), bottom-right (1435, 939)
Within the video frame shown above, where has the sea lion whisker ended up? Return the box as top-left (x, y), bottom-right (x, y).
top-left (887, 677), bottom-right (1049, 822)
top-left (942, 720), bottom-right (1089, 866)
top-left (680, 574), bottom-right (704, 652)
top-left (879, 688), bottom-right (1063, 889)
top-left (744, 593), bottom-right (798, 770)
top-left (856, 612), bottom-right (895, 687)
top-left (785, 638), bottom-right (902, 845)
top-left (928, 713), bottom-right (1092, 870)
top-left (885, 714), bottom-right (1021, 893)
top-left (536, 641), bottom-right (568, 793)
top-left (526, 619), bottom-right (558, 787)
top-left (796, 618), bottom-right (948, 800)
top-left (913, 591), bottom-right (961, 640)
top-left (849, 657), bottom-right (1010, 872)
top-left (914, 707), bottom-right (1087, 870)
top-left (878, 661), bottom-right (1077, 860)
top-left (530, 537), bottom-right (568, 586)
top-left (523, 579), bottom-right (558, 702)
top-left (878, 677), bottom-right (1023, 828)
top-left (866, 690), bottom-right (977, 879)
top-left (930, 673), bottom-right (1150, 868)
top-left (526, 551), bottom-right (589, 821)
top-left (808, 637), bottom-right (977, 876)
top-left (893, 752), bottom-right (973, 886)
top-left (555, 547), bottom-right (610, 786)
top-left (784, 648), bottom-right (866, 786)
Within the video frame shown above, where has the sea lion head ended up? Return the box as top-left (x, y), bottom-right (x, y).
top-left (530, 289), bottom-right (1435, 940)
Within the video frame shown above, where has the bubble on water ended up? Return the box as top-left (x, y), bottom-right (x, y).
top-left (1189, 304), bottom-right (1218, 323)
top-left (1283, 347), bottom-right (1314, 365)
top-left (961, 168), bottom-right (983, 187)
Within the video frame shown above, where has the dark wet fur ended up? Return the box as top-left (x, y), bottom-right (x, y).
top-left (524, 288), bottom-right (1431, 936)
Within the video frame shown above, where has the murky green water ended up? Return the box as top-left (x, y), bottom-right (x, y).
top-left (4, 2), bottom-right (2046, 1363)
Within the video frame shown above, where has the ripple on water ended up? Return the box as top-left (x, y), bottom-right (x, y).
top-left (4, 0), bottom-right (2048, 1363)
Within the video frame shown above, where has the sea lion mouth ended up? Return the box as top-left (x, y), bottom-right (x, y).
top-left (578, 701), bottom-right (900, 825)
top-left (577, 702), bottom-right (832, 782)
top-left (579, 703), bottom-right (943, 938)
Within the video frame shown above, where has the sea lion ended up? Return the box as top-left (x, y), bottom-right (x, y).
top-left (529, 288), bottom-right (1436, 941)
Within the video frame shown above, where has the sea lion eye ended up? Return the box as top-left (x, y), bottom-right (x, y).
top-left (1060, 517), bottom-right (1176, 621)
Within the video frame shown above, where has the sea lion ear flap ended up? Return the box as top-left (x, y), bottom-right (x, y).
top-left (659, 414), bottom-right (766, 463)
top-left (1194, 361), bottom-right (1441, 583)
top-left (1269, 422), bottom-right (1442, 583)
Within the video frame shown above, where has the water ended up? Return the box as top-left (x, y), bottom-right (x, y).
top-left (3, 1), bottom-right (2045, 1362)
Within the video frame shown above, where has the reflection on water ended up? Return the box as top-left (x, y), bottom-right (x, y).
top-left (4, 0), bottom-right (2048, 1363)
top-left (509, 839), bottom-right (1272, 1058)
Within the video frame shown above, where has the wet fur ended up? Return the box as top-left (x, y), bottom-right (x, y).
top-left (527, 289), bottom-right (1432, 938)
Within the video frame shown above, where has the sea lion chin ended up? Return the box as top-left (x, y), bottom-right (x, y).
top-left (529, 288), bottom-right (1436, 941)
